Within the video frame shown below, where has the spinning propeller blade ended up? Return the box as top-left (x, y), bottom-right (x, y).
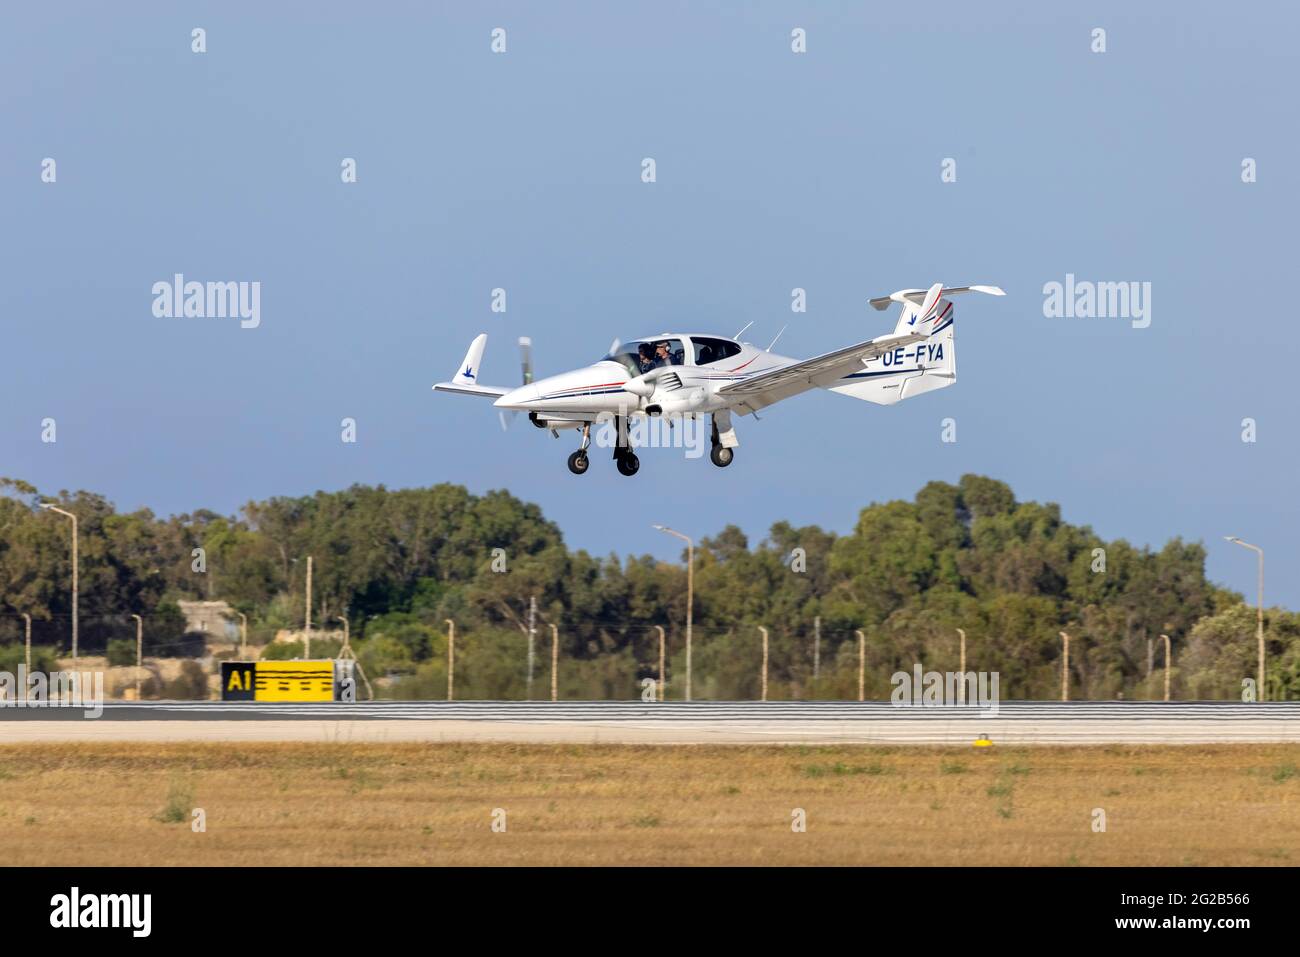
top-left (501, 336), bottom-right (535, 430)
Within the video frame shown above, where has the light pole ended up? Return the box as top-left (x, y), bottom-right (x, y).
top-left (654, 625), bottom-right (666, 701)
top-left (855, 629), bottom-right (865, 702)
top-left (812, 615), bottom-right (821, 686)
top-left (653, 525), bottom-right (693, 701)
top-left (549, 623), bottom-right (558, 702)
top-left (304, 555), bottom-right (313, 658)
top-left (758, 626), bottom-right (769, 702)
top-left (445, 618), bottom-right (455, 701)
top-left (336, 615), bottom-right (350, 656)
top-left (527, 595), bottom-right (537, 701)
top-left (39, 504), bottom-right (78, 668)
top-left (130, 613), bottom-right (143, 700)
top-left (1159, 633), bottom-right (1172, 702)
top-left (957, 628), bottom-right (967, 704)
top-left (1059, 631), bottom-right (1070, 702)
top-left (1225, 537), bottom-right (1266, 701)
top-left (22, 613), bottom-right (31, 675)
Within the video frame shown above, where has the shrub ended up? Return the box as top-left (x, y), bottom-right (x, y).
top-left (0, 643), bottom-right (59, 674)
top-left (105, 638), bottom-right (136, 667)
top-left (161, 660), bottom-right (209, 700)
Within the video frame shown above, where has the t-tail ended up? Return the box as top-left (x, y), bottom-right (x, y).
top-left (828, 282), bottom-right (1003, 406)
top-left (433, 333), bottom-right (510, 398)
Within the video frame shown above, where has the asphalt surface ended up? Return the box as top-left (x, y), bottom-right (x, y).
top-left (1, 700), bottom-right (1297, 745)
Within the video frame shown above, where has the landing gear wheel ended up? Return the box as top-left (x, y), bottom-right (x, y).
top-left (616, 451), bottom-right (640, 476)
top-left (567, 451), bottom-right (589, 475)
top-left (710, 445), bottom-right (734, 468)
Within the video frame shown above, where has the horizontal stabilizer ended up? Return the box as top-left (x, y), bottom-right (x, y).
top-left (869, 284), bottom-right (1005, 311)
top-left (433, 382), bottom-right (509, 398)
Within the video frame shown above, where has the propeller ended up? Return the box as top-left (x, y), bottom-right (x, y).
top-left (519, 337), bottom-right (533, 384)
top-left (498, 337), bottom-right (535, 431)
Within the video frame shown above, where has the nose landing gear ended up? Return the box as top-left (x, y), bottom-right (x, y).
top-left (567, 423), bottom-right (592, 476)
top-left (612, 414), bottom-right (639, 476)
top-left (709, 414), bottom-right (736, 467)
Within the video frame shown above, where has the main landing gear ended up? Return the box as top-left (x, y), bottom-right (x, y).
top-left (709, 415), bottom-right (735, 468)
top-left (612, 414), bottom-right (639, 476)
top-left (563, 414), bottom-right (737, 475)
top-left (615, 450), bottom-right (640, 476)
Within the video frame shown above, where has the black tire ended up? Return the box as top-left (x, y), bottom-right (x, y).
top-left (710, 445), bottom-right (734, 467)
top-left (567, 451), bottom-right (589, 475)
top-left (616, 452), bottom-right (640, 476)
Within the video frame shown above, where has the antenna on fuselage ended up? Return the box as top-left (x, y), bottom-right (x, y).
top-left (765, 325), bottom-right (787, 352)
top-left (733, 320), bottom-right (754, 340)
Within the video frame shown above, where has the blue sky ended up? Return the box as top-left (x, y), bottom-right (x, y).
top-left (3, 2), bottom-right (1296, 606)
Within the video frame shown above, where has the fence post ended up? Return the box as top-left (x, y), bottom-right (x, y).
top-left (550, 623), bottom-right (559, 702)
top-left (855, 629), bottom-right (865, 702)
top-left (1059, 631), bottom-right (1070, 702)
top-left (654, 625), bottom-right (665, 702)
top-left (1160, 633), bottom-right (1172, 702)
top-left (444, 619), bottom-right (455, 701)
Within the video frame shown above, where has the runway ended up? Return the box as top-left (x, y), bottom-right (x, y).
top-left (2, 700), bottom-right (1298, 745)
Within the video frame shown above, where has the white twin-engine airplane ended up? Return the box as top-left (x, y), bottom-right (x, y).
top-left (435, 282), bottom-right (1004, 476)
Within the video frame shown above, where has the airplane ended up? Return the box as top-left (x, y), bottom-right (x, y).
top-left (434, 282), bottom-right (1004, 476)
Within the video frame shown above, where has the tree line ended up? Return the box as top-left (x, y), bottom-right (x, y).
top-left (0, 474), bottom-right (1294, 700)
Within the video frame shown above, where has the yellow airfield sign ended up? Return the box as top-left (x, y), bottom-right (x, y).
top-left (221, 660), bottom-right (336, 702)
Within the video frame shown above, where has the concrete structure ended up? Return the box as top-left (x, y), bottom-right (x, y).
top-left (177, 600), bottom-right (237, 639)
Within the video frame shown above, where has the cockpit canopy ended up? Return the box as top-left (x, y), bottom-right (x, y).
top-left (603, 336), bottom-right (742, 375)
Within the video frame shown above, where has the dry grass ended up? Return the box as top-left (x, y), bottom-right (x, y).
top-left (0, 742), bottom-right (1297, 865)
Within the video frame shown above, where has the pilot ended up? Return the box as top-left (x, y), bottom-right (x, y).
top-left (637, 342), bottom-right (656, 373)
top-left (654, 341), bottom-right (677, 367)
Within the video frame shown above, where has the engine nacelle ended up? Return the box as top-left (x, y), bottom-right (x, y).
top-left (645, 388), bottom-right (706, 416)
top-left (528, 412), bottom-right (584, 431)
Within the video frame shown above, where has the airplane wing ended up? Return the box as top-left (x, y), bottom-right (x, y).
top-left (718, 331), bottom-right (926, 411)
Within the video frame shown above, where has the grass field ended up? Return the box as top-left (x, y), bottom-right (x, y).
top-left (1, 742), bottom-right (1297, 865)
